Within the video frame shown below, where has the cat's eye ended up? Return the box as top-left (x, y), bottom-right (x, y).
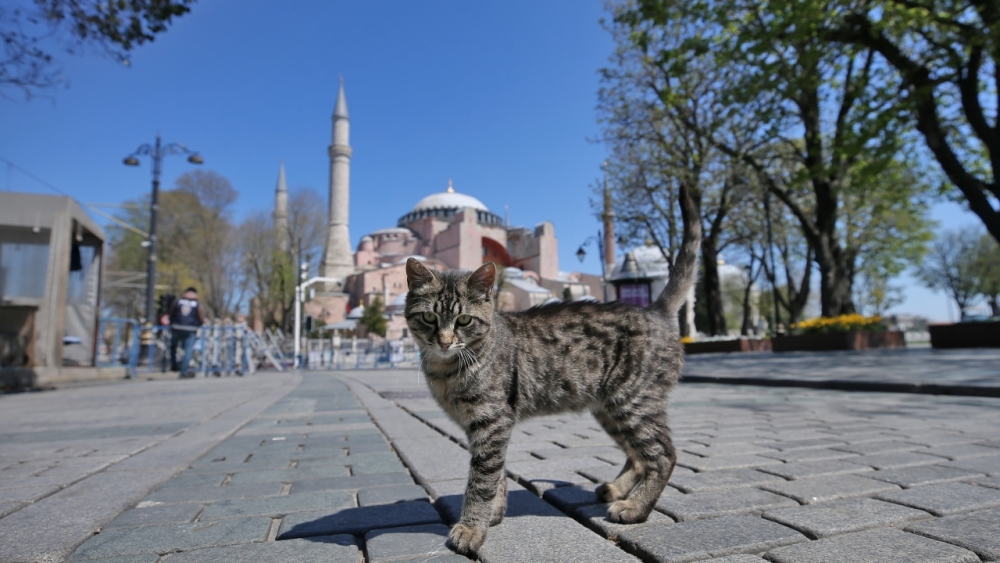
top-left (421, 312), bottom-right (437, 324)
top-left (455, 314), bottom-right (472, 326)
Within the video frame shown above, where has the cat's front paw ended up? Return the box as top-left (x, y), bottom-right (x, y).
top-left (448, 522), bottom-right (487, 555)
top-left (607, 499), bottom-right (649, 524)
top-left (596, 482), bottom-right (625, 502)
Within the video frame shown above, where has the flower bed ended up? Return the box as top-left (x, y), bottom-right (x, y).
top-left (684, 338), bottom-right (772, 355)
top-left (928, 320), bottom-right (1000, 349)
top-left (773, 314), bottom-right (904, 352)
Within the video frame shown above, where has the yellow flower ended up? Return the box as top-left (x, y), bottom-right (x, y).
top-left (680, 335), bottom-right (695, 344)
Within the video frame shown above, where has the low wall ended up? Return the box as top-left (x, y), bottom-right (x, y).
top-left (0, 366), bottom-right (129, 391)
top-left (929, 321), bottom-right (1000, 349)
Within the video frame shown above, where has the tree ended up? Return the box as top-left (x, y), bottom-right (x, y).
top-left (917, 227), bottom-right (984, 318)
top-left (104, 169), bottom-right (242, 319)
top-left (360, 297), bottom-right (387, 338)
top-left (2, 0), bottom-right (195, 99)
top-left (973, 233), bottom-right (1000, 316)
top-left (823, 0), bottom-right (1000, 246)
top-left (599, 8), bottom-right (752, 335)
top-left (620, 0), bottom-right (920, 316)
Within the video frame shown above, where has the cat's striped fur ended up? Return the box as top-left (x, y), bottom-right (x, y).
top-left (404, 186), bottom-right (701, 555)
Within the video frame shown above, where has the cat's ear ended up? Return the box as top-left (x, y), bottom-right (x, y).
top-left (468, 262), bottom-right (497, 299)
top-left (406, 258), bottom-right (436, 291)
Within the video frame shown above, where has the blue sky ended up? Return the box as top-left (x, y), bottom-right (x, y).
top-left (0, 0), bottom-right (984, 322)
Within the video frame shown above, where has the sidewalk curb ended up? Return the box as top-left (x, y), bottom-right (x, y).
top-left (681, 374), bottom-right (1000, 398)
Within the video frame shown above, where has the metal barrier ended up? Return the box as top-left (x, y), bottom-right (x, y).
top-left (96, 318), bottom-right (141, 378)
top-left (301, 338), bottom-right (419, 370)
top-left (138, 323), bottom-right (254, 376)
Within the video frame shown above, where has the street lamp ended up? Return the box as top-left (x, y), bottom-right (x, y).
top-left (123, 135), bottom-right (203, 325)
top-left (576, 232), bottom-right (608, 302)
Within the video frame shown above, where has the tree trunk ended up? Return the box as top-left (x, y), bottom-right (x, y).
top-left (700, 236), bottom-right (729, 336)
top-left (814, 231), bottom-right (856, 317)
top-left (740, 277), bottom-right (755, 336)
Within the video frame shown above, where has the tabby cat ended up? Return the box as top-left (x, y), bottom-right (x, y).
top-left (403, 192), bottom-right (700, 555)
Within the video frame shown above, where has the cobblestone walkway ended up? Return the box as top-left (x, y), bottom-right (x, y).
top-left (3, 369), bottom-right (1000, 562)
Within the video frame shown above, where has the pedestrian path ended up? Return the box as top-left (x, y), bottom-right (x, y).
top-left (3, 368), bottom-right (1000, 562)
top-left (683, 348), bottom-right (1000, 397)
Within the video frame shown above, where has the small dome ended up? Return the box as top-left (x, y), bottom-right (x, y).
top-left (411, 191), bottom-right (489, 213)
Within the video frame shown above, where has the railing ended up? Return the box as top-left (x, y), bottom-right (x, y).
top-left (98, 319), bottom-right (289, 377)
top-left (300, 338), bottom-right (420, 370)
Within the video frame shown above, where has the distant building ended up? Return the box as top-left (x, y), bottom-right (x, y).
top-left (285, 82), bottom-right (596, 336)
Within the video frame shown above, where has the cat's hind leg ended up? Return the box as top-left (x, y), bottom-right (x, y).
top-left (607, 411), bottom-right (676, 524)
top-left (592, 410), bottom-right (645, 502)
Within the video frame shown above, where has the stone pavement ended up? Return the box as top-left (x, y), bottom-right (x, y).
top-left (683, 348), bottom-right (1000, 397)
top-left (1, 367), bottom-right (999, 562)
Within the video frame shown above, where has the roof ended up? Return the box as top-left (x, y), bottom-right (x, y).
top-left (334, 79), bottom-right (349, 119)
top-left (410, 191), bottom-right (489, 213)
top-left (0, 192), bottom-right (105, 240)
top-left (370, 227), bottom-right (414, 236)
top-left (610, 245), bottom-right (670, 281)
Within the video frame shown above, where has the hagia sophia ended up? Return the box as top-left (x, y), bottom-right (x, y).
top-left (273, 82), bottom-right (604, 338)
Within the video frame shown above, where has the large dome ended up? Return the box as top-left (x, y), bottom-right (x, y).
top-left (411, 191), bottom-right (489, 213)
top-left (397, 180), bottom-right (503, 228)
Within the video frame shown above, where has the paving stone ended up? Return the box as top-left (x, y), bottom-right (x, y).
top-left (618, 514), bottom-right (806, 562)
top-left (763, 527), bottom-right (980, 563)
top-left (757, 460), bottom-right (874, 481)
top-left (574, 502), bottom-right (674, 539)
top-left (762, 497), bottom-right (931, 539)
top-left (945, 454), bottom-right (1000, 476)
top-left (832, 440), bottom-right (929, 456)
top-left (392, 437), bottom-right (471, 483)
top-left (669, 468), bottom-right (786, 493)
top-left (542, 483), bottom-right (600, 511)
top-left (0, 500), bottom-right (26, 517)
top-left (357, 484), bottom-right (429, 506)
top-left (144, 482), bottom-right (284, 504)
top-left (227, 466), bottom-right (350, 484)
top-left (655, 488), bottom-right (796, 521)
top-left (102, 503), bottom-right (202, 529)
top-left (474, 489), bottom-right (640, 563)
top-left (67, 554), bottom-right (159, 563)
top-left (684, 443), bottom-right (777, 456)
top-left (755, 438), bottom-right (847, 451)
top-left (701, 557), bottom-right (766, 563)
top-left (295, 451), bottom-right (396, 468)
top-left (876, 482), bottom-right (1000, 516)
top-left (199, 490), bottom-right (355, 519)
top-left (69, 517), bottom-right (271, 560)
top-left (349, 456), bottom-right (410, 475)
top-left (968, 475), bottom-right (1000, 489)
top-left (578, 464), bottom-right (625, 484)
top-left (759, 448), bottom-right (859, 463)
top-left (845, 451), bottom-right (949, 470)
top-left (0, 481), bottom-right (59, 502)
top-left (906, 508), bottom-right (1000, 561)
top-left (528, 444), bottom-right (620, 459)
top-left (278, 500), bottom-right (442, 538)
top-left (365, 523), bottom-right (456, 563)
top-left (924, 443), bottom-right (1000, 460)
top-left (506, 456), bottom-right (614, 482)
top-left (522, 470), bottom-right (594, 495)
top-left (290, 472), bottom-right (414, 494)
top-left (677, 454), bottom-right (784, 471)
top-left (165, 535), bottom-right (360, 563)
top-left (760, 474), bottom-right (900, 504)
top-left (156, 472), bottom-right (228, 489)
top-left (866, 465), bottom-right (984, 488)
top-left (394, 555), bottom-right (471, 563)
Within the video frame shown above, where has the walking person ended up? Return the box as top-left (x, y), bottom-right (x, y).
top-left (166, 287), bottom-right (205, 378)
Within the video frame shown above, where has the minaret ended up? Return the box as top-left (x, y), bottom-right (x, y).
top-left (321, 78), bottom-right (354, 284)
top-left (273, 161), bottom-right (289, 252)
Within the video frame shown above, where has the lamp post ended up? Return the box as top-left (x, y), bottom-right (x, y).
top-left (123, 135), bottom-right (203, 325)
top-left (576, 232), bottom-right (608, 302)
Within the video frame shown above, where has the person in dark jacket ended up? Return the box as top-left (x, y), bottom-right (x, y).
top-left (167, 287), bottom-right (205, 377)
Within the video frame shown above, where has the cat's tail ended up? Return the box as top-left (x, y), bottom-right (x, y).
top-left (653, 181), bottom-right (701, 315)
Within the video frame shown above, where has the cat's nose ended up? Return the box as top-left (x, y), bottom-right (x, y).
top-left (438, 339), bottom-right (452, 350)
